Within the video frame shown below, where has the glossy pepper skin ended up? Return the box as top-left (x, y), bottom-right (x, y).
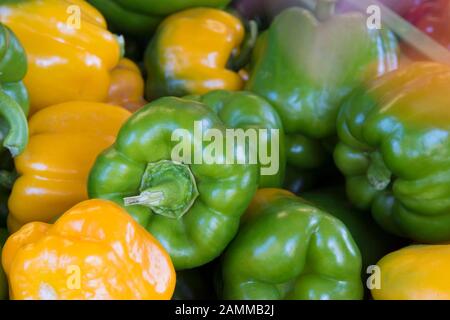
top-left (107, 58), bottom-right (146, 112)
top-left (8, 102), bottom-right (130, 233)
top-left (88, 0), bottom-right (231, 37)
top-left (145, 8), bottom-right (246, 99)
top-left (334, 62), bottom-right (450, 243)
top-left (220, 188), bottom-right (363, 300)
top-left (246, 5), bottom-right (398, 171)
top-left (372, 244), bottom-right (450, 300)
top-left (302, 188), bottom-right (403, 278)
top-left (0, 23), bottom-right (28, 157)
top-left (2, 199), bottom-right (176, 300)
top-left (0, 228), bottom-right (7, 300)
top-left (0, 0), bottom-right (122, 114)
top-left (88, 97), bottom-right (258, 270)
top-left (186, 90), bottom-right (286, 187)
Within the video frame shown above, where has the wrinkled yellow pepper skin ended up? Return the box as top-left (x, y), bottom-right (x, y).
top-left (2, 199), bottom-right (176, 300)
top-left (372, 245), bottom-right (450, 300)
top-left (145, 8), bottom-right (245, 99)
top-left (7, 102), bottom-right (130, 233)
top-left (0, 0), bottom-right (121, 113)
top-left (107, 58), bottom-right (146, 112)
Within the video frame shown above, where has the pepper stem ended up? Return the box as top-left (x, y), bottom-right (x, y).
top-left (123, 160), bottom-right (199, 219)
top-left (124, 190), bottom-right (164, 207)
top-left (367, 152), bottom-right (391, 191)
top-left (315, 0), bottom-right (336, 21)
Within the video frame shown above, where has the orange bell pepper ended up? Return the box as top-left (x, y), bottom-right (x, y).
top-left (0, 0), bottom-right (121, 114)
top-left (2, 199), bottom-right (176, 300)
top-left (7, 101), bottom-right (130, 233)
top-left (107, 58), bottom-right (147, 112)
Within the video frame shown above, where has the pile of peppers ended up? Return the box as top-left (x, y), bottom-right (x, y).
top-left (0, 0), bottom-right (449, 300)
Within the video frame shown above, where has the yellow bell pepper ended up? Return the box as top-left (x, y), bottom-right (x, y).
top-left (372, 245), bottom-right (450, 300)
top-left (145, 8), bottom-right (246, 98)
top-left (107, 58), bottom-right (146, 112)
top-left (7, 101), bottom-right (130, 233)
top-left (2, 199), bottom-right (176, 300)
top-left (0, 0), bottom-right (121, 113)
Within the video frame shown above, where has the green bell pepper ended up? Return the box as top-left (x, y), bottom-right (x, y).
top-left (334, 62), bottom-right (450, 243)
top-left (246, 3), bottom-right (398, 171)
top-left (302, 187), bottom-right (403, 276)
top-left (219, 188), bottom-right (363, 300)
top-left (0, 228), bottom-right (8, 300)
top-left (186, 90), bottom-right (286, 188)
top-left (0, 23), bottom-right (29, 157)
top-left (88, 0), bottom-right (231, 37)
top-left (88, 97), bottom-right (258, 270)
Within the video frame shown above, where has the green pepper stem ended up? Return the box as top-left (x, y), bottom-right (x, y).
top-left (315, 0), bottom-right (336, 21)
top-left (367, 152), bottom-right (391, 191)
top-left (123, 180), bottom-right (180, 208)
top-left (123, 160), bottom-right (199, 219)
top-left (124, 190), bottom-right (164, 207)
top-left (0, 90), bottom-right (28, 157)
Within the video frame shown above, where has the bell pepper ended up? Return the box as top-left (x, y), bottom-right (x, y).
top-left (145, 8), bottom-right (249, 99)
top-left (219, 188), bottom-right (363, 300)
top-left (88, 97), bottom-right (258, 269)
top-left (402, 0), bottom-right (450, 60)
top-left (88, 0), bottom-right (231, 37)
top-left (186, 90), bottom-right (286, 187)
top-left (107, 58), bottom-right (147, 112)
top-left (372, 244), bottom-right (450, 300)
top-left (0, 23), bottom-right (28, 157)
top-left (246, 3), bottom-right (398, 171)
top-left (334, 62), bottom-right (450, 243)
top-left (0, 0), bottom-right (122, 114)
top-left (0, 228), bottom-right (7, 300)
top-left (7, 102), bottom-right (130, 233)
top-left (2, 199), bottom-right (176, 300)
top-left (302, 188), bottom-right (403, 277)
